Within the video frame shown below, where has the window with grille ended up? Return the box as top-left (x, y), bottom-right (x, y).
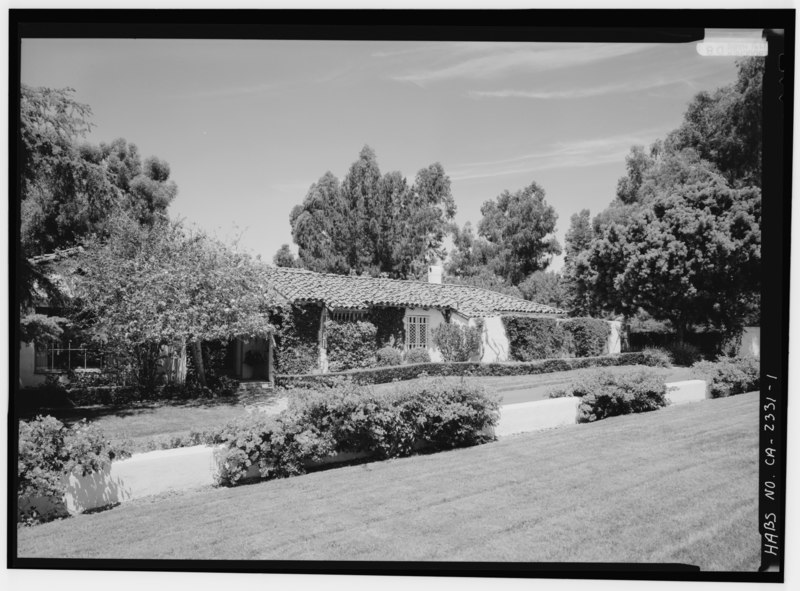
top-left (330, 309), bottom-right (368, 322)
top-left (34, 341), bottom-right (104, 373)
top-left (406, 316), bottom-right (429, 349)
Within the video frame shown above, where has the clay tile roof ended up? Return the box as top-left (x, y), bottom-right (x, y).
top-left (265, 267), bottom-right (565, 317)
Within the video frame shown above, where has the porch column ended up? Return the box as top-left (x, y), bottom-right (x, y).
top-left (318, 307), bottom-right (329, 373)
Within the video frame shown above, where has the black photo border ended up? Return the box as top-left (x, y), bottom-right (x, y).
top-left (7, 8), bottom-right (795, 583)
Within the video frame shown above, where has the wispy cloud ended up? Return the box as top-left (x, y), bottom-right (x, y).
top-left (390, 43), bottom-right (648, 86)
top-left (449, 127), bottom-right (672, 181)
top-left (468, 71), bottom-right (705, 100)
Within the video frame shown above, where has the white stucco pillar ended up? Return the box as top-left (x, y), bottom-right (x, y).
top-left (607, 320), bottom-right (622, 355)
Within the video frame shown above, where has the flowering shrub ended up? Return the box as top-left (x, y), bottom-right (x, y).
top-left (548, 369), bottom-right (668, 422)
top-left (640, 347), bottom-right (673, 368)
top-left (212, 378), bottom-right (499, 486)
top-left (404, 348), bottom-right (431, 364)
top-left (17, 416), bottom-right (130, 523)
top-left (691, 356), bottom-right (759, 398)
top-left (376, 346), bottom-right (403, 367)
top-left (431, 323), bottom-right (482, 362)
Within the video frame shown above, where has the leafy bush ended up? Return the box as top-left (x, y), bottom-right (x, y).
top-left (277, 351), bottom-right (672, 388)
top-left (376, 346), bottom-right (403, 367)
top-left (431, 322), bottom-right (482, 362)
top-left (547, 369), bottom-right (668, 422)
top-left (691, 356), bottom-right (759, 398)
top-left (668, 342), bottom-right (703, 366)
top-left (404, 348), bottom-right (431, 364)
top-left (212, 414), bottom-right (335, 486)
top-left (18, 416), bottom-right (130, 523)
top-left (640, 347), bottom-right (673, 368)
top-left (213, 378), bottom-right (499, 486)
top-left (325, 320), bottom-right (378, 372)
top-left (502, 317), bottom-right (573, 360)
top-left (561, 318), bottom-right (610, 357)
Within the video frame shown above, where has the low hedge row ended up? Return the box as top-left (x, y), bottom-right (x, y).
top-left (212, 378), bottom-right (500, 486)
top-left (275, 351), bottom-right (668, 388)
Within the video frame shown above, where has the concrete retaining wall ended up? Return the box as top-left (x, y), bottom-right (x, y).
top-left (495, 396), bottom-right (582, 437)
top-left (21, 378), bottom-right (710, 518)
top-left (666, 380), bottom-right (709, 405)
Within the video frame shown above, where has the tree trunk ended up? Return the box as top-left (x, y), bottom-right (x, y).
top-left (176, 340), bottom-right (187, 385)
top-left (191, 340), bottom-right (207, 387)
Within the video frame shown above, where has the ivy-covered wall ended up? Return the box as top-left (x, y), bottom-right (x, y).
top-left (368, 307), bottom-right (406, 348)
top-left (270, 304), bottom-right (322, 374)
top-left (325, 320), bottom-right (378, 372)
top-left (501, 316), bottom-right (610, 361)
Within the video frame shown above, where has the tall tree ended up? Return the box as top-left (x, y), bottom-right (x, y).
top-left (273, 244), bottom-right (299, 268)
top-left (476, 181), bottom-right (561, 285)
top-left (667, 57), bottom-right (763, 188)
top-left (517, 271), bottom-right (567, 309)
top-left (20, 86), bottom-right (178, 257)
top-left (289, 145), bottom-right (456, 278)
top-left (587, 178), bottom-right (760, 339)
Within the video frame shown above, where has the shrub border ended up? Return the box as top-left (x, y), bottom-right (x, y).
top-left (276, 351), bottom-right (665, 388)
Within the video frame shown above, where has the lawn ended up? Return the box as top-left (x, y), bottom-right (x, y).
top-left (16, 392), bottom-right (759, 569)
top-left (372, 363), bottom-right (696, 404)
top-left (21, 364), bottom-right (695, 450)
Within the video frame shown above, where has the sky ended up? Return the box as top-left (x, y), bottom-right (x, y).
top-left (20, 38), bottom-right (740, 271)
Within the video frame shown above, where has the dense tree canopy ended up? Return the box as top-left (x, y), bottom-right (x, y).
top-left (290, 146), bottom-right (456, 278)
top-left (20, 85), bottom-right (178, 257)
top-left (517, 271), bottom-right (567, 310)
top-left (74, 216), bottom-right (276, 387)
top-left (447, 181), bottom-right (560, 291)
top-left (586, 180), bottom-right (760, 339)
top-left (563, 58), bottom-right (763, 333)
top-left (273, 244), bottom-right (299, 268)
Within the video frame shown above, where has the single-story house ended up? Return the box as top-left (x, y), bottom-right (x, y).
top-left (18, 255), bottom-right (622, 388)
top-left (259, 265), bottom-right (621, 376)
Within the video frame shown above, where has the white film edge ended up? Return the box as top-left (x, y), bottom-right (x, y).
top-left (697, 28), bottom-right (769, 57)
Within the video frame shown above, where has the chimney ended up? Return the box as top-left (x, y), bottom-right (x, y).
top-left (428, 265), bottom-right (443, 284)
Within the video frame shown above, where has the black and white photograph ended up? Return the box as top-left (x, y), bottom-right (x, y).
top-left (7, 8), bottom-right (794, 585)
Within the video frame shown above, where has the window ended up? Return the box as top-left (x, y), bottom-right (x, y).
top-left (330, 309), bottom-right (368, 322)
top-left (34, 341), bottom-right (104, 373)
top-left (406, 315), bottom-right (429, 349)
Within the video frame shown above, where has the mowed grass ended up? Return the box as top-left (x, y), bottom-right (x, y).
top-left (23, 365), bottom-right (693, 448)
top-left (20, 391), bottom-right (287, 452)
top-left (17, 392), bottom-right (759, 570)
top-left (373, 364), bottom-right (696, 404)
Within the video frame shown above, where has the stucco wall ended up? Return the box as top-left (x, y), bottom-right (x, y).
top-left (403, 307), bottom-right (449, 362)
top-left (19, 343), bottom-right (46, 388)
top-left (739, 327), bottom-right (760, 358)
top-left (607, 320), bottom-right (622, 355)
top-left (477, 316), bottom-right (510, 363)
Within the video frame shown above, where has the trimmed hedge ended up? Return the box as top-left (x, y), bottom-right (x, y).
top-left (376, 346), bottom-right (403, 367)
top-left (502, 317), bottom-right (572, 361)
top-left (548, 369), bottom-right (668, 422)
top-left (276, 351), bottom-right (669, 388)
top-left (212, 378), bottom-right (499, 486)
top-left (561, 318), bottom-right (611, 358)
top-left (502, 316), bottom-right (611, 360)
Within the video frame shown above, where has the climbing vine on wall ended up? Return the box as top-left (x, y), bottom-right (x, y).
top-left (271, 304), bottom-right (321, 374)
top-left (368, 307), bottom-right (406, 348)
